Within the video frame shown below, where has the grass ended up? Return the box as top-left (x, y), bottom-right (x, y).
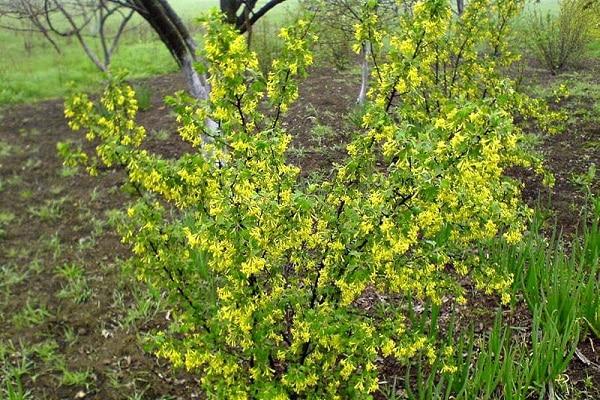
top-left (378, 205), bottom-right (600, 399)
top-left (28, 197), bottom-right (66, 222)
top-left (0, 211), bottom-right (16, 238)
top-left (0, 341), bottom-right (34, 400)
top-left (55, 263), bottom-right (92, 304)
top-left (0, 0), bottom-right (299, 105)
top-left (11, 301), bottom-right (52, 329)
top-left (0, 0), bottom-right (210, 104)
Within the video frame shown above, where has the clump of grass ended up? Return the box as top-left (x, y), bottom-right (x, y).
top-left (11, 301), bottom-right (52, 329)
top-left (28, 197), bottom-right (66, 221)
top-left (0, 211), bottom-right (16, 239)
top-left (0, 140), bottom-right (13, 159)
top-left (0, 341), bottom-right (33, 400)
top-left (55, 263), bottom-right (92, 304)
top-left (379, 207), bottom-right (600, 399)
top-left (0, 264), bottom-right (29, 292)
top-left (60, 367), bottom-right (92, 388)
top-left (133, 84), bottom-right (153, 111)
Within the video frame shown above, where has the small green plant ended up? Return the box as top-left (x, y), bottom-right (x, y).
top-left (27, 259), bottom-right (43, 274)
top-left (119, 286), bottom-right (164, 331)
top-left (0, 341), bottom-right (33, 400)
top-left (23, 158), bottom-right (41, 170)
top-left (151, 129), bottom-right (170, 141)
top-left (309, 123), bottom-right (334, 147)
top-left (28, 198), bottom-right (65, 221)
top-left (58, 165), bottom-right (79, 178)
top-left (0, 264), bottom-right (29, 292)
top-left (55, 263), bottom-right (92, 304)
top-left (18, 190), bottom-right (33, 200)
top-left (571, 163), bottom-right (597, 199)
top-left (62, 326), bottom-right (78, 347)
top-left (60, 367), bottom-right (92, 388)
top-left (134, 84), bottom-right (153, 111)
top-left (11, 301), bottom-right (51, 329)
top-left (40, 233), bottom-right (62, 260)
top-left (32, 340), bottom-right (60, 364)
top-left (0, 211), bottom-right (16, 239)
top-left (6, 174), bottom-right (22, 187)
top-left (0, 140), bottom-right (13, 159)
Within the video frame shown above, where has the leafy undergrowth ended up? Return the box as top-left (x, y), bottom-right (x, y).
top-left (376, 210), bottom-right (600, 400)
top-left (0, 66), bottom-right (599, 399)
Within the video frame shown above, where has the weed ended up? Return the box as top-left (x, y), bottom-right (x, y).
top-left (0, 211), bottom-right (16, 238)
top-left (22, 158), bottom-right (41, 170)
top-left (90, 216), bottom-right (105, 237)
top-left (571, 163), bottom-right (597, 198)
top-left (134, 84), bottom-right (153, 111)
top-left (40, 233), bottom-right (62, 260)
top-left (309, 123), bottom-right (334, 147)
top-left (55, 263), bottom-right (92, 304)
top-left (151, 129), bottom-right (170, 141)
top-left (28, 197), bottom-right (66, 221)
top-left (105, 208), bottom-right (125, 229)
top-left (77, 235), bottom-right (97, 252)
top-left (6, 174), bottom-right (22, 187)
top-left (32, 340), bottom-right (60, 364)
top-left (89, 187), bottom-right (100, 202)
top-left (49, 185), bottom-right (64, 196)
top-left (62, 326), bottom-right (78, 347)
top-left (118, 289), bottom-right (164, 330)
top-left (59, 165), bottom-right (79, 178)
top-left (60, 367), bottom-right (92, 388)
top-left (27, 259), bottom-right (42, 274)
top-left (18, 128), bottom-right (40, 138)
top-left (18, 189), bottom-right (33, 200)
top-left (5, 247), bottom-right (30, 261)
top-left (126, 392), bottom-right (148, 400)
top-left (287, 145), bottom-right (307, 159)
top-left (11, 301), bottom-right (51, 329)
top-left (0, 264), bottom-right (29, 291)
top-left (0, 140), bottom-right (13, 159)
top-left (1, 345), bottom-right (33, 400)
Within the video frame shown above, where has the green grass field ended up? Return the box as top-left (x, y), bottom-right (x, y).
top-left (0, 0), bottom-right (571, 106)
top-left (0, 0), bottom-right (298, 105)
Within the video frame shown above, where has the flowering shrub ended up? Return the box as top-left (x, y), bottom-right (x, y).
top-left (525, 0), bottom-right (596, 73)
top-left (62, 1), bottom-right (563, 398)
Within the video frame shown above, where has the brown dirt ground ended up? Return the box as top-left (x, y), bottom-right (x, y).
top-left (0, 63), bottom-right (599, 399)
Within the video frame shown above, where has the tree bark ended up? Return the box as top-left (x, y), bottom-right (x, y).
top-left (357, 40), bottom-right (370, 105)
top-left (130, 0), bottom-right (211, 98)
top-left (456, 0), bottom-right (464, 15)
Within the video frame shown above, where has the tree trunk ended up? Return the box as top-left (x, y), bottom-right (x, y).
top-left (132, 0), bottom-right (211, 99)
top-left (456, 0), bottom-right (464, 15)
top-left (129, 0), bottom-right (218, 134)
top-left (357, 41), bottom-right (370, 105)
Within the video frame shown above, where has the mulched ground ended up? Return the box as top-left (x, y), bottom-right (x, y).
top-left (0, 62), bottom-right (599, 399)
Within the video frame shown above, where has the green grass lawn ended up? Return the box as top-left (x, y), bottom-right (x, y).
top-left (0, 0), bottom-right (568, 106)
top-left (0, 0), bottom-right (298, 105)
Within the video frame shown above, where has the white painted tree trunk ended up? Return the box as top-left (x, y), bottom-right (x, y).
top-left (357, 40), bottom-right (370, 105)
top-left (182, 55), bottom-right (219, 137)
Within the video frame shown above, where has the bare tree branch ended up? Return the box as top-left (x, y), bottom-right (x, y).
top-left (0, 0), bottom-right (135, 71)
